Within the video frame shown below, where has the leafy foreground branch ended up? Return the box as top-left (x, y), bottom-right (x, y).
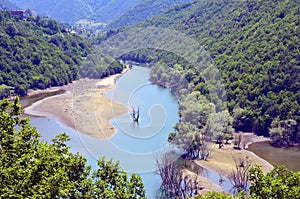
top-left (0, 97), bottom-right (145, 199)
top-left (198, 165), bottom-right (300, 199)
top-left (185, 165), bottom-right (300, 199)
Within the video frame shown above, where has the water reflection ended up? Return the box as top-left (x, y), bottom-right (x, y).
top-left (188, 161), bottom-right (233, 193)
top-left (29, 66), bottom-right (180, 199)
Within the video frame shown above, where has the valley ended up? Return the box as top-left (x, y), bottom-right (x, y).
top-left (0, 0), bottom-right (299, 198)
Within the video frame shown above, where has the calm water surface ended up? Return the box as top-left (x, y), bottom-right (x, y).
top-left (30, 66), bottom-right (179, 198)
top-left (30, 66), bottom-right (300, 198)
top-left (248, 141), bottom-right (300, 171)
top-left (28, 66), bottom-right (239, 198)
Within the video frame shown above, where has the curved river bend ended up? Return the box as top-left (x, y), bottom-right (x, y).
top-left (31, 66), bottom-right (286, 199)
top-left (30, 66), bottom-right (178, 198)
top-left (29, 66), bottom-right (234, 198)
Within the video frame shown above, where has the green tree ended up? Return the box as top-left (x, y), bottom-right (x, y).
top-left (269, 117), bottom-right (298, 147)
top-left (5, 22), bottom-right (17, 37)
top-left (0, 84), bottom-right (13, 98)
top-left (195, 191), bottom-right (235, 199)
top-left (180, 91), bottom-right (215, 129)
top-left (92, 157), bottom-right (146, 199)
top-left (171, 122), bottom-right (201, 159)
top-left (0, 12), bottom-right (92, 97)
top-left (248, 166), bottom-right (300, 199)
top-left (206, 110), bottom-right (234, 144)
top-left (0, 98), bottom-right (145, 198)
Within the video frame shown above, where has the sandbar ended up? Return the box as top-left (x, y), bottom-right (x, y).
top-left (24, 67), bottom-right (130, 139)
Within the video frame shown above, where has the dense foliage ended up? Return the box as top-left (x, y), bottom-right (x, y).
top-left (168, 90), bottom-right (234, 160)
top-left (108, 0), bottom-right (194, 28)
top-left (194, 166), bottom-right (300, 199)
top-left (9, 0), bottom-right (143, 25)
top-left (0, 98), bottom-right (146, 198)
top-left (79, 48), bottom-right (124, 79)
top-left (0, 12), bottom-right (91, 96)
top-left (248, 166), bottom-right (300, 199)
top-left (269, 118), bottom-right (299, 147)
top-left (136, 0), bottom-right (300, 137)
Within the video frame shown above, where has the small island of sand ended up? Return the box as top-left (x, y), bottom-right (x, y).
top-left (24, 67), bottom-right (130, 139)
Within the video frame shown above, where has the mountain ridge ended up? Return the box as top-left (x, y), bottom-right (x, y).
top-left (9, 0), bottom-right (143, 24)
top-left (108, 0), bottom-right (194, 28)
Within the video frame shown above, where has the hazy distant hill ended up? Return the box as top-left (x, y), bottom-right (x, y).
top-left (108, 0), bottom-right (194, 28)
top-left (90, 0), bottom-right (142, 24)
top-left (0, 0), bottom-right (20, 10)
top-left (9, 0), bottom-right (143, 24)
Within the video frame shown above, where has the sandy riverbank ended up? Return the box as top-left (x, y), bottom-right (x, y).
top-left (24, 67), bottom-right (130, 139)
top-left (194, 133), bottom-right (274, 179)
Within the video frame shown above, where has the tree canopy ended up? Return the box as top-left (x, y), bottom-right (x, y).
top-left (248, 166), bottom-right (300, 199)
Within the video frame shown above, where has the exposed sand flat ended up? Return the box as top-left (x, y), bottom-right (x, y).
top-left (194, 138), bottom-right (274, 179)
top-left (25, 67), bottom-right (130, 139)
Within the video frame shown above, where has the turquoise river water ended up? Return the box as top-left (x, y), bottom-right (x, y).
top-left (29, 66), bottom-right (234, 198)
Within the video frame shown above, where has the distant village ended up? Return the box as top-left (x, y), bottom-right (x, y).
top-left (1, 7), bottom-right (104, 34)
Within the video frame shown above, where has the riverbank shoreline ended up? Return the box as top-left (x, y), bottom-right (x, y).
top-left (194, 134), bottom-right (274, 181)
top-left (24, 67), bottom-right (130, 139)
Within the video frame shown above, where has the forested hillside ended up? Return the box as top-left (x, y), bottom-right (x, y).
top-left (0, 11), bottom-right (91, 97)
top-left (131, 0), bottom-right (299, 137)
top-left (9, 0), bottom-right (143, 25)
top-left (108, 0), bottom-right (194, 28)
top-left (89, 0), bottom-right (143, 24)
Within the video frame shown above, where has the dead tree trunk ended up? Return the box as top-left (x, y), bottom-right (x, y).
top-left (131, 106), bottom-right (140, 123)
top-left (155, 152), bottom-right (201, 198)
top-left (229, 157), bottom-right (251, 193)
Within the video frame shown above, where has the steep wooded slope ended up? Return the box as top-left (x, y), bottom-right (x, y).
top-left (0, 12), bottom-right (91, 97)
top-left (108, 0), bottom-right (194, 28)
top-left (138, 0), bottom-right (300, 135)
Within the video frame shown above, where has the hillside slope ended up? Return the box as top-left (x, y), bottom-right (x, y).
top-left (0, 12), bottom-right (91, 97)
top-left (137, 0), bottom-right (300, 135)
top-left (108, 0), bottom-right (194, 28)
top-left (9, 0), bottom-right (143, 24)
top-left (90, 0), bottom-right (142, 24)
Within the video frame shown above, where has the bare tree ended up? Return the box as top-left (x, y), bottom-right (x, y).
top-left (155, 152), bottom-right (202, 198)
top-left (130, 106), bottom-right (140, 123)
top-left (229, 157), bottom-right (251, 193)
